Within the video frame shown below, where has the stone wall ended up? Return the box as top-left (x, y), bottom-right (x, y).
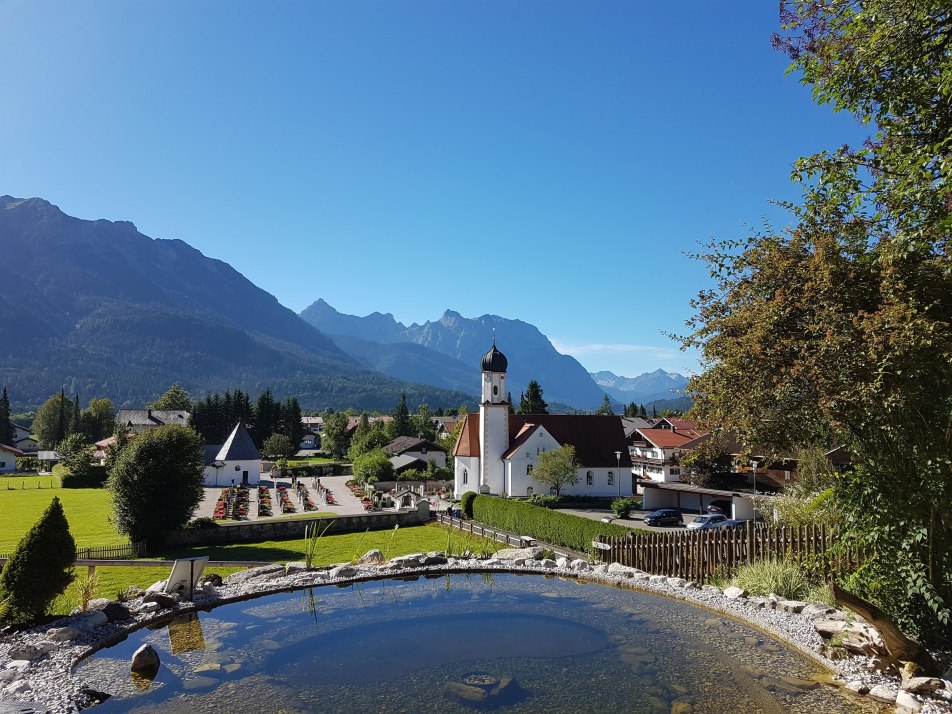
top-left (165, 510), bottom-right (429, 547)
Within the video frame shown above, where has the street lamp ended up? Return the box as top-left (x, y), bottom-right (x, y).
top-left (615, 450), bottom-right (622, 498)
top-left (751, 459), bottom-right (759, 494)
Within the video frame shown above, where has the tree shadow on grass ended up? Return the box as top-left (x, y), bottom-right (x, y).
top-left (155, 544), bottom-right (304, 563)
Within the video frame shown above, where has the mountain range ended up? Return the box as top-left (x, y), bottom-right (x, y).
top-left (0, 195), bottom-right (689, 413)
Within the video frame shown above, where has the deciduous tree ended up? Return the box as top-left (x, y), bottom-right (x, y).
top-left (149, 383), bottom-right (192, 411)
top-left (532, 444), bottom-right (578, 497)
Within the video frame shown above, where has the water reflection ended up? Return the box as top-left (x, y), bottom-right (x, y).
top-left (78, 574), bottom-right (869, 713)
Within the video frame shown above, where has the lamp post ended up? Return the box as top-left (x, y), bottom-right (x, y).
top-left (751, 459), bottom-right (759, 494)
top-left (615, 450), bottom-right (622, 498)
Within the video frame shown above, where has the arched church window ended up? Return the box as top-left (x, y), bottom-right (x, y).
top-left (462, 469), bottom-right (468, 485)
top-left (586, 471), bottom-right (593, 485)
top-left (607, 471), bottom-right (614, 486)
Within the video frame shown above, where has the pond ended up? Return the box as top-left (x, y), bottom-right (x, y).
top-left (78, 573), bottom-right (868, 713)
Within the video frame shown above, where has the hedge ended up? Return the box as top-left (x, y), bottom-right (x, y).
top-left (57, 464), bottom-right (109, 488)
top-left (468, 494), bottom-right (631, 553)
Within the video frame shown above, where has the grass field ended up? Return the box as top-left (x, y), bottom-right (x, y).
top-left (0, 481), bottom-right (498, 614)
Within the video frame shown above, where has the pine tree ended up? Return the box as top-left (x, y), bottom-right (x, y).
top-left (252, 389), bottom-right (280, 447)
top-left (0, 387), bottom-right (14, 446)
top-left (390, 394), bottom-right (412, 438)
top-left (0, 497), bottom-right (76, 624)
top-left (518, 380), bottom-right (548, 415)
top-left (595, 394), bottom-right (614, 415)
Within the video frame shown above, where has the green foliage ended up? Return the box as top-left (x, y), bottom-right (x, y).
top-left (595, 394), bottom-right (614, 415)
top-left (518, 380), bottom-right (548, 415)
top-left (412, 403), bottom-right (437, 441)
top-left (321, 411), bottom-right (351, 458)
top-left (107, 425), bottom-right (205, 547)
top-left (149, 383), bottom-right (192, 411)
top-left (0, 496), bottom-right (76, 624)
top-left (526, 493), bottom-right (561, 508)
top-left (459, 491), bottom-right (478, 518)
top-left (33, 390), bottom-right (78, 449)
top-left (532, 444), bottom-right (579, 497)
top-left (352, 448), bottom-right (393, 485)
top-left (730, 559), bottom-right (811, 601)
top-left (57, 432), bottom-right (94, 481)
top-left (348, 416), bottom-right (389, 460)
top-left (611, 497), bottom-right (641, 519)
top-left (678, 0), bottom-right (952, 643)
top-left (80, 398), bottom-right (115, 442)
top-left (15, 456), bottom-right (38, 472)
top-left (262, 433), bottom-right (293, 460)
top-left (389, 394), bottom-right (412, 439)
top-left (469, 494), bottom-right (630, 553)
top-left (60, 465), bottom-right (108, 489)
top-left (0, 387), bottom-right (14, 446)
top-left (183, 516), bottom-right (219, 530)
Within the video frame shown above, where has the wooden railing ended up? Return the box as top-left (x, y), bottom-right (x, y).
top-left (0, 542), bottom-right (147, 561)
top-left (595, 522), bottom-right (861, 583)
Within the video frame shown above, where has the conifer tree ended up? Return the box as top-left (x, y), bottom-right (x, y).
top-left (0, 387), bottom-right (14, 446)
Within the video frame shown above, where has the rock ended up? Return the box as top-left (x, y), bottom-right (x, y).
top-left (671, 703), bottom-right (693, 714)
top-left (608, 562), bottom-right (636, 577)
top-left (844, 680), bottom-right (869, 695)
top-left (777, 599), bottom-right (807, 614)
top-left (222, 564), bottom-right (286, 586)
top-left (330, 564), bottom-right (358, 579)
top-left (4, 661), bottom-right (30, 671)
top-left (123, 585), bottom-right (146, 599)
top-left (746, 596), bottom-right (767, 609)
top-left (284, 561), bottom-right (308, 573)
top-left (391, 553), bottom-right (424, 564)
top-left (422, 554), bottom-right (447, 566)
top-left (723, 586), bottom-right (747, 599)
top-left (145, 580), bottom-right (167, 593)
top-left (814, 619), bottom-right (849, 638)
top-left (103, 602), bottom-right (132, 622)
top-left (182, 676), bottom-right (219, 690)
top-left (648, 575), bottom-right (667, 584)
top-left (701, 585), bottom-right (721, 593)
top-left (593, 564), bottom-right (609, 574)
top-left (903, 677), bottom-right (945, 695)
top-left (801, 603), bottom-right (837, 619)
top-left (138, 602), bottom-right (161, 614)
top-left (540, 559), bottom-right (558, 569)
top-left (895, 690), bottom-right (922, 711)
top-left (78, 688), bottom-right (111, 707)
top-left (199, 573), bottom-right (223, 586)
top-left (779, 676), bottom-right (819, 690)
top-left (130, 644), bottom-right (160, 674)
top-left (571, 559), bottom-right (591, 572)
top-left (356, 549), bottom-right (383, 564)
top-left (46, 625), bottom-right (82, 642)
top-left (142, 592), bottom-right (177, 609)
top-left (666, 577), bottom-right (688, 588)
top-left (4, 680), bottom-right (31, 695)
top-left (0, 670), bottom-right (17, 683)
top-left (7, 642), bottom-right (56, 661)
top-left (201, 582), bottom-right (218, 596)
top-left (76, 610), bottom-right (109, 629)
top-left (445, 681), bottom-right (488, 703)
top-left (70, 597), bottom-right (112, 615)
top-left (868, 684), bottom-right (898, 703)
top-left (0, 700), bottom-right (49, 713)
top-left (495, 547), bottom-right (543, 560)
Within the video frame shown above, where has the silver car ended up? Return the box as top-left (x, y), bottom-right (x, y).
top-left (687, 514), bottom-right (728, 530)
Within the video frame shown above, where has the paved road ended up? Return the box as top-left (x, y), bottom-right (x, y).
top-left (557, 506), bottom-right (705, 534)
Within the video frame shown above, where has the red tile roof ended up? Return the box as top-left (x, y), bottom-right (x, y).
top-left (636, 428), bottom-right (703, 449)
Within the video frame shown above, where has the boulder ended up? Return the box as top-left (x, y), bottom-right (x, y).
top-left (813, 619), bottom-right (849, 638)
top-left (571, 559), bottom-right (591, 572)
top-left (607, 563), bottom-right (635, 578)
top-left (138, 602), bottom-right (161, 614)
top-left (70, 598), bottom-right (112, 615)
top-left (329, 564), bottom-right (358, 579)
top-left (145, 580), bottom-right (167, 593)
top-left (801, 603), bottom-right (838, 620)
top-left (778, 599), bottom-right (808, 614)
top-left (103, 602), bottom-right (132, 622)
top-left (723, 586), bottom-right (747, 599)
top-left (593, 564), bottom-right (609, 574)
top-left (895, 690), bottom-right (922, 711)
top-left (356, 549), bottom-right (383, 564)
top-left (422, 554), bottom-right (448, 566)
top-left (648, 575), bottom-right (667, 584)
top-left (199, 573), bottom-right (223, 586)
top-left (494, 547), bottom-right (543, 561)
top-left (130, 644), bottom-right (160, 674)
top-left (902, 677), bottom-right (945, 695)
top-left (46, 625), bottom-right (82, 643)
top-left (284, 561), bottom-right (308, 573)
top-left (7, 641), bottom-right (55, 661)
top-left (539, 559), bottom-right (558, 569)
top-left (76, 610), bottom-right (109, 629)
top-left (555, 557), bottom-right (569, 569)
top-left (445, 682), bottom-right (488, 703)
top-left (844, 680), bottom-right (869, 694)
top-left (222, 564), bottom-right (286, 587)
top-left (142, 592), bottom-right (177, 609)
top-left (666, 578), bottom-right (688, 588)
top-left (868, 684), bottom-right (898, 703)
top-left (123, 585), bottom-right (146, 599)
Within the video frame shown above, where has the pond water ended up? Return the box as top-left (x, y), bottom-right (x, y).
top-left (78, 573), bottom-right (869, 713)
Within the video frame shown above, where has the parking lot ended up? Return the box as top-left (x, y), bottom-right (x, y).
top-left (557, 506), bottom-right (708, 533)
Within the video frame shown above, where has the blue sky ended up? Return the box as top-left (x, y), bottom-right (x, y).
top-left (0, 1), bottom-right (865, 378)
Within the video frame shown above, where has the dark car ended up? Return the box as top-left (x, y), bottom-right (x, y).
top-left (706, 499), bottom-right (733, 515)
top-left (644, 508), bottom-right (683, 527)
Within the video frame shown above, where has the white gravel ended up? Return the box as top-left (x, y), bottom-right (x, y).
top-left (0, 556), bottom-right (949, 713)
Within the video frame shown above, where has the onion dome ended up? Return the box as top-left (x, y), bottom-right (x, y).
top-left (481, 343), bottom-right (508, 372)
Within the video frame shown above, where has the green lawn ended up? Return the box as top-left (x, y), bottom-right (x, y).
top-left (0, 480), bottom-right (499, 613)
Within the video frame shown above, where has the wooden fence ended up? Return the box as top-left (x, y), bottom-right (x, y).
top-left (595, 522), bottom-right (861, 583)
top-left (0, 542), bottom-right (146, 561)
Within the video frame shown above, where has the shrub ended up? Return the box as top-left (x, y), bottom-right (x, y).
top-left (60, 464), bottom-right (108, 488)
top-left (470, 494), bottom-right (630, 553)
top-left (459, 491), bottom-right (478, 518)
top-left (611, 498), bottom-right (641, 519)
top-left (15, 456), bottom-right (38, 472)
top-left (731, 559), bottom-right (811, 601)
top-left (0, 497), bottom-right (76, 624)
top-left (183, 516), bottom-right (219, 530)
top-left (526, 494), bottom-right (561, 508)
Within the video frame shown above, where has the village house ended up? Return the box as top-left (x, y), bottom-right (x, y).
top-left (453, 343), bottom-right (633, 499)
top-left (0, 443), bottom-right (24, 473)
top-left (116, 408), bottom-right (190, 435)
top-left (383, 435), bottom-right (447, 469)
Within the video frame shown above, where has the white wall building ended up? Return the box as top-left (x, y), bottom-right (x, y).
top-left (453, 344), bottom-right (632, 499)
top-left (203, 423), bottom-right (261, 487)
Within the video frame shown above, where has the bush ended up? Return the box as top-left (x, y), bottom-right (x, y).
top-left (15, 456), bottom-right (38, 472)
top-left (470, 494), bottom-right (630, 553)
top-left (731, 559), bottom-right (811, 601)
top-left (59, 464), bottom-right (108, 488)
top-left (527, 493), bottom-right (561, 508)
top-left (611, 498), bottom-right (642, 519)
top-left (0, 496), bottom-right (76, 624)
top-left (460, 491), bottom-right (478, 518)
top-left (183, 516), bottom-right (219, 530)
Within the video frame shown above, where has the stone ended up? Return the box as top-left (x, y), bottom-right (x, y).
top-left (142, 592), bottom-right (177, 609)
top-left (356, 549), bottom-right (383, 564)
top-left (4, 680), bottom-right (31, 695)
top-left (194, 663), bottom-right (221, 672)
top-left (284, 561), bottom-right (308, 573)
top-left (7, 642), bottom-right (55, 661)
top-left (445, 682), bottom-right (488, 703)
top-left (868, 684), bottom-right (898, 703)
top-left (70, 597), bottom-right (112, 615)
top-left (903, 677), bottom-right (945, 695)
top-left (814, 619), bottom-right (850, 638)
top-left (701, 585), bottom-right (721, 593)
top-left (222, 564), bottom-right (286, 586)
top-left (138, 602), bottom-right (161, 614)
top-left (103, 602), bottom-right (132, 622)
top-left (45, 625), bottom-right (82, 642)
top-left (844, 680), bottom-right (869, 694)
top-left (895, 690), bottom-right (922, 711)
top-left (779, 677), bottom-right (819, 690)
top-left (145, 580), bottom-right (167, 593)
top-left (182, 676), bottom-right (218, 690)
top-left (130, 644), bottom-right (160, 674)
top-left (199, 573), bottom-right (223, 586)
top-left (495, 547), bottom-right (543, 560)
top-left (4, 662), bottom-right (30, 671)
top-left (222, 663), bottom-right (242, 673)
top-left (123, 585), bottom-right (146, 599)
top-left (201, 582), bottom-right (218, 596)
top-left (746, 596), bottom-right (767, 609)
top-left (671, 703), bottom-right (693, 714)
top-left (607, 563), bottom-right (636, 577)
top-left (571, 559), bottom-right (591, 572)
top-left (723, 586), bottom-right (747, 599)
top-left (777, 599), bottom-right (807, 614)
top-left (801, 603), bottom-right (838, 619)
top-left (330, 564), bottom-right (359, 580)
top-left (666, 577), bottom-right (688, 588)
top-left (422, 554), bottom-right (447, 566)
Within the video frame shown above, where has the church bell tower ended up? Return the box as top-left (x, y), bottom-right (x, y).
top-left (478, 340), bottom-right (509, 494)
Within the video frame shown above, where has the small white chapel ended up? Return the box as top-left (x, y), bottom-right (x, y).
top-left (453, 343), bottom-right (633, 499)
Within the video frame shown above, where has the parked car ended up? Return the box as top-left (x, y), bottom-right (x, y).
top-left (643, 508), bottom-right (683, 527)
top-left (714, 519), bottom-right (748, 529)
top-left (706, 499), bottom-right (733, 515)
top-left (687, 514), bottom-right (728, 530)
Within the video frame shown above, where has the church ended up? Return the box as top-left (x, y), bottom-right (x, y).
top-left (453, 343), bottom-right (633, 499)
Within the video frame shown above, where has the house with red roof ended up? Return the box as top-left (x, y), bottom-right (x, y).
top-left (453, 344), bottom-right (632, 499)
